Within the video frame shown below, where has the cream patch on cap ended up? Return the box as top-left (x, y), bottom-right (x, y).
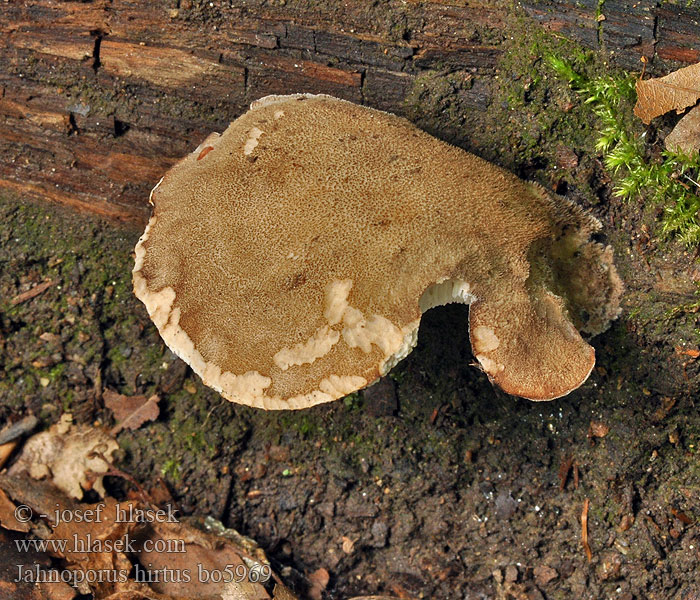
top-left (243, 127), bottom-right (264, 155)
top-left (476, 354), bottom-right (505, 375)
top-left (324, 279), bottom-right (353, 326)
top-left (273, 325), bottom-right (341, 371)
top-left (471, 325), bottom-right (500, 353)
top-left (320, 375), bottom-right (368, 396)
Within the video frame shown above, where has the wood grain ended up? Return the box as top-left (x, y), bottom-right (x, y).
top-left (1, 0), bottom-right (698, 224)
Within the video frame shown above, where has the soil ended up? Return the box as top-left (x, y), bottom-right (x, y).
top-left (1, 6), bottom-right (700, 600)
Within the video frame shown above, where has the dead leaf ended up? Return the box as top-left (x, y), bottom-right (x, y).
top-left (307, 568), bottom-right (330, 600)
top-left (675, 346), bottom-right (700, 359)
top-left (665, 103), bottom-right (700, 155)
top-left (272, 585), bottom-right (299, 600)
top-left (635, 61), bottom-right (700, 124)
top-left (589, 421), bottom-right (610, 438)
top-left (0, 528), bottom-right (77, 600)
top-left (143, 477), bottom-right (176, 507)
top-left (39, 332), bottom-right (61, 344)
top-left (0, 473), bottom-right (299, 600)
top-left (103, 389), bottom-right (160, 435)
top-left (0, 440), bottom-right (18, 470)
top-left (341, 535), bottom-right (355, 554)
top-left (8, 413), bottom-right (119, 499)
top-left (220, 580), bottom-right (270, 600)
top-left (0, 487), bottom-right (30, 532)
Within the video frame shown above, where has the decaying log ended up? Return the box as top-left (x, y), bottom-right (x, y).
top-left (1, 0), bottom-right (698, 224)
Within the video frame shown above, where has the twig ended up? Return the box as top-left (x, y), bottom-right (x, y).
top-left (10, 280), bottom-right (55, 306)
top-left (582, 498), bottom-right (592, 562)
top-left (0, 415), bottom-right (38, 445)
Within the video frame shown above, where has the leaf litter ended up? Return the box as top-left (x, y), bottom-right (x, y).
top-left (0, 416), bottom-right (300, 599)
top-left (634, 60), bottom-right (700, 155)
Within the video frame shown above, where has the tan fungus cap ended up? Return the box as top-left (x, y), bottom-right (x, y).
top-left (133, 94), bottom-right (622, 409)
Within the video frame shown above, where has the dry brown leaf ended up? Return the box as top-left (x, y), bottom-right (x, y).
top-left (635, 62), bottom-right (700, 124)
top-left (0, 440), bottom-right (18, 470)
top-left (589, 420), bottom-right (610, 438)
top-left (103, 389), bottom-right (160, 435)
top-left (7, 413), bottom-right (119, 499)
top-left (676, 346), bottom-right (700, 358)
top-left (0, 527), bottom-right (77, 600)
top-left (272, 584), bottom-right (299, 600)
top-left (220, 580), bottom-right (270, 600)
top-left (0, 487), bottom-right (31, 532)
top-left (307, 567), bottom-right (330, 600)
top-left (665, 104), bottom-right (700, 154)
top-left (341, 535), bottom-right (355, 554)
top-left (0, 473), bottom-right (298, 600)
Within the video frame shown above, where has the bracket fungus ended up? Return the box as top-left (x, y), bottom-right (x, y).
top-left (133, 94), bottom-right (622, 409)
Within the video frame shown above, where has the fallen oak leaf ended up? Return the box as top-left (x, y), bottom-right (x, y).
top-left (635, 61), bottom-right (700, 124)
top-left (1, 473), bottom-right (297, 600)
top-left (0, 528), bottom-right (77, 600)
top-left (103, 389), bottom-right (160, 435)
top-left (665, 103), bottom-right (700, 155)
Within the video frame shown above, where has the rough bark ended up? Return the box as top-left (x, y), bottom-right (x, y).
top-left (1, 0), bottom-right (698, 224)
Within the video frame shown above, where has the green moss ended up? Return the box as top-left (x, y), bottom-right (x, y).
top-left (48, 363), bottom-right (66, 381)
top-left (161, 458), bottom-right (181, 480)
top-left (342, 392), bottom-right (363, 411)
top-left (549, 56), bottom-right (700, 246)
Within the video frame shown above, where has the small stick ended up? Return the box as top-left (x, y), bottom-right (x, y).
top-left (0, 415), bottom-right (38, 445)
top-left (581, 498), bottom-right (592, 562)
top-left (10, 280), bottom-right (54, 306)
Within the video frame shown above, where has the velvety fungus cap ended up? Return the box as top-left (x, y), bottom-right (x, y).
top-left (133, 94), bottom-right (622, 409)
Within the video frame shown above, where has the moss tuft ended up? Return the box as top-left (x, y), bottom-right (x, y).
top-left (549, 56), bottom-right (700, 246)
